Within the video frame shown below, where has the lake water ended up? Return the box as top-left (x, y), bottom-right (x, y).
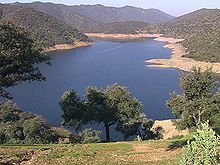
top-left (8, 38), bottom-right (181, 139)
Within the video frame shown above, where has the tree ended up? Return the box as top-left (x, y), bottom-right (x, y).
top-left (0, 101), bottom-right (58, 144)
top-left (60, 84), bottom-right (143, 141)
top-left (167, 67), bottom-right (220, 130)
top-left (116, 113), bottom-right (155, 140)
top-left (59, 90), bottom-right (91, 130)
top-left (0, 21), bottom-right (50, 99)
top-left (181, 122), bottom-right (220, 165)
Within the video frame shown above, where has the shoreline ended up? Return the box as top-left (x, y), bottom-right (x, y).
top-left (85, 33), bottom-right (162, 39)
top-left (44, 42), bottom-right (95, 52)
top-left (146, 37), bottom-right (220, 73)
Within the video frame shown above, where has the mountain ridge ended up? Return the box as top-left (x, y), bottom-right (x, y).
top-left (11, 2), bottom-right (175, 32)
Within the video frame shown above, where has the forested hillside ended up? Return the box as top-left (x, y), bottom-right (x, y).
top-left (0, 4), bottom-right (90, 46)
top-left (89, 21), bottom-right (151, 34)
top-left (158, 9), bottom-right (220, 62)
top-left (69, 5), bottom-right (174, 24)
top-left (16, 2), bottom-right (103, 32)
top-left (13, 2), bottom-right (174, 31)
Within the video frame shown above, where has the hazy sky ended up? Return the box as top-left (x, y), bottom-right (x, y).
top-left (1, 0), bottom-right (220, 16)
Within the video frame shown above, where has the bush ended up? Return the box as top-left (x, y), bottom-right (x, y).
top-left (181, 122), bottom-right (220, 165)
top-left (69, 128), bottom-right (102, 144)
top-left (79, 128), bottom-right (102, 144)
top-left (0, 132), bottom-right (6, 144)
top-left (0, 101), bottom-right (59, 144)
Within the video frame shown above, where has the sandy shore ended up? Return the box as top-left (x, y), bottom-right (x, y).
top-left (146, 37), bottom-right (220, 73)
top-left (152, 120), bottom-right (189, 139)
top-left (85, 33), bottom-right (162, 39)
top-left (45, 42), bottom-right (94, 52)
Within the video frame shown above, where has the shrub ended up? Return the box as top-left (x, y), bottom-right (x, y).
top-left (181, 122), bottom-right (220, 165)
top-left (0, 101), bottom-right (59, 144)
top-left (69, 128), bottom-right (102, 144)
top-left (79, 128), bottom-right (102, 144)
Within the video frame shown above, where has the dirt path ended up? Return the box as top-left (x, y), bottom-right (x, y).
top-left (125, 142), bottom-right (183, 163)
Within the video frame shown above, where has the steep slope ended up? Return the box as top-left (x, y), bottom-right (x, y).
top-left (89, 21), bottom-right (151, 34)
top-left (0, 4), bottom-right (90, 47)
top-left (15, 2), bottom-right (103, 32)
top-left (160, 8), bottom-right (220, 62)
top-left (70, 4), bottom-right (174, 24)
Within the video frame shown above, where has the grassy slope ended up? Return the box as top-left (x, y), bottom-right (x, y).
top-left (0, 138), bottom-right (189, 165)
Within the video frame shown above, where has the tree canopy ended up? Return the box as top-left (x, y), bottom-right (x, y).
top-left (0, 101), bottom-right (58, 144)
top-left (60, 84), bottom-right (145, 141)
top-left (116, 113), bottom-right (155, 140)
top-left (0, 21), bottom-right (50, 99)
top-left (167, 67), bottom-right (220, 130)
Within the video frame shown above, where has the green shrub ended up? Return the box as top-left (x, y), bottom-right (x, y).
top-left (79, 128), bottom-right (102, 144)
top-left (0, 101), bottom-right (59, 144)
top-left (181, 122), bottom-right (220, 165)
top-left (69, 128), bottom-right (102, 144)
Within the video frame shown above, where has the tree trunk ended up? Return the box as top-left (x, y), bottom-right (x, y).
top-left (105, 123), bottom-right (110, 141)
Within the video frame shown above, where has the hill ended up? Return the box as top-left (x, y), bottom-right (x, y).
top-left (159, 9), bottom-right (220, 62)
top-left (0, 4), bottom-right (91, 47)
top-left (0, 139), bottom-right (186, 165)
top-left (13, 2), bottom-right (174, 31)
top-left (70, 4), bottom-right (174, 24)
top-left (89, 21), bottom-right (151, 34)
top-left (15, 2), bottom-right (103, 32)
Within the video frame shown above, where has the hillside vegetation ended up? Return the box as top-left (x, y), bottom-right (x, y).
top-left (0, 4), bottom-right (90, 46)
top-left (70, 5), bottom-right (174, 24)
top-left (16, 2), bottom-right (103, 32)
top-left (89, 21), bottom-right (151, 34)
top-left (157, 9), bottom-right (220, 62)
top-left (13, 2), bottom-right (174, 33)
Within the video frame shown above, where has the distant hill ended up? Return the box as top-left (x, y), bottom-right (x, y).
top-left (0, 4), bottom-right (90, 46)
top-left (89, 21), bottom-right (151, 34)
top-left (70, 4), bottom-right (174, 24)
top-left (160, 9), bottom-right (220, 62)
top-left (15, 2), bottom-right (103, 32)
top-left (13, 2), bottom-right (174, 33)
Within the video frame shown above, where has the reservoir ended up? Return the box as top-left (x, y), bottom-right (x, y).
top-left (8, 38), bottom-right (180, 138)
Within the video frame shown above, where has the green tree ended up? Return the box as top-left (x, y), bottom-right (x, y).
top-left (0, 101), bottom-right (58, 144)
top-left (167, 67), bottom-right (220, 129)
top-left (0, 21), bottom-right (50, 99)
top-left (60, 84), bottom-right (143, 141)
top-left (116, 113), bottom-right (155, 140)
top-left (181, 122), bottom-right (220, 165)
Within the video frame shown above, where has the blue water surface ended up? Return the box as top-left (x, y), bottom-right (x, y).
top-left (8, 38), bottom-right (181, 140)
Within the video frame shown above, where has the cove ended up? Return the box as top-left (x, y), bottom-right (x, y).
top-left (8, 38), bottom-right (181, 129)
